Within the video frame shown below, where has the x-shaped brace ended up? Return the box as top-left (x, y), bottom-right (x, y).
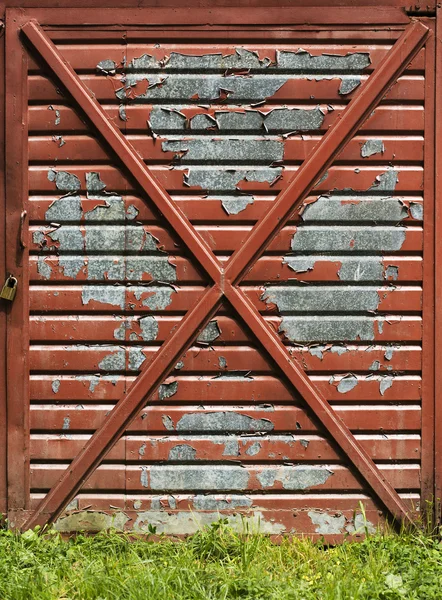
top-left (21, 19), bottom-right (428, 530)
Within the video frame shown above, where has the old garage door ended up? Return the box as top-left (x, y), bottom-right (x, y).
top-left (2, 5), bottom-right (438, 539)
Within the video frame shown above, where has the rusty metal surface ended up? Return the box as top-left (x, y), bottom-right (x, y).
top-left (1, 6), bottom-right (434, 537)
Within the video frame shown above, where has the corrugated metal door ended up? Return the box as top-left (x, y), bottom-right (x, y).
top-left (2, 5), bottom-right (437, 539)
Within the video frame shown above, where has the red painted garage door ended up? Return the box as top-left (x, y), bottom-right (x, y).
top-left (1, 4), bottom-right (438, 540)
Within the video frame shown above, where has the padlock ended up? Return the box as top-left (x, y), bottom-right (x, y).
top-left (0, 275), bottom-right (18, 302)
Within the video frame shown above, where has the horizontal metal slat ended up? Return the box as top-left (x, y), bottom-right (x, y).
top-left (30, 463), bottom-right (421, 493)
top-left (29, 343), bottom-right (422, 373)
top-left (28, 314), bottom-right (422, 343)
top-left (29, 375), bottom-right (422, 403)
top-left (27, 74), bottom-right (425, 103)
top-left (29, 255), bottom-right (423, 284)
top-left (29, 403), bottom-right (422, 433)
top-left (28, 134), bottom-right (424, 164)
top-left (30, 433), bottom-right (421, 462)
top-left (28, 164), bottom-right (424, 194)
top-left (29, 225), bottom-right (423, 254)
top-left (28, 284), bottom-right (422, 314)
top-left (28, 104), bottom-right (425, 134)
top-left (26, 44), bottom-right (425, 73)
top-left (28, 194), bottom-right (424, 225)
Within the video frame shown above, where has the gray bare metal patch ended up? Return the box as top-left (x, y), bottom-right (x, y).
top-left (54, 511), bottom-right (130, 533)
top-left (279, 316), bottom-right (380, 343)
top-left (127, 257), bottom-right (177, 282)
top-left (308, 345), bottom-right (327, 360)
top-left (124, 74), bottom-right (288, 104)
top-left (86, 171), bottom-right (107, 196)
top-left (218, 356), bottom-right (227, 369)
top-left (140, 468), bottom-right (149, 488)
top-left (145, 465), bottom-right (251, 491)
top-left (186, 167), bottom-right (282, 190)
top-left (277, 49), bottom-right (370, 73)
top-left (45, 172), bottom-right (177, 285)
top-left (98, 348), bottom-right (126, 372)
top-left (162, 138), bottom-right (284, 164)
top-left (45, 196), bottom-right (82, 222)
top-left (410, 202), bottom-right (423, 221)
top-left (84, 196), bottom-right (126, 221)
top-left (330, 345), bottom-right (348, 355)
top-left (151, 106), bottom-right (326, 134)
top-left (118, 46), bottom-right (368, 75)
top-left (267, 170), bottom-right (406, 344)
top-left (158, 381), bottom-right (178, 400)
top-left (262, 286), bottom-right (381, 313)
top-left (361, 139), bottom-right (384, 158)
top-left (175, 412), bottom-right (274, 433)
top-left (300, 170), bottom-right (402, 222)
top-left (337, 258), bottom-right (385, 282)
top-left (193, 495), bottom-right (253, 510)
top-left (37, 255), bottom-right (53, 280)
top-left (132, 510), bottom-right (285, 535)
top-left (221, 438), bottom-right (240, 456)
top-left (290, 227), bottom-right (406, 253)
top-left (379, 375), bottom-right (393, 396)
top-left (216, 106), bottom-right (325, 133)
top-left (214, 372), bottom-right (254, 381)
top-left (299, 198), bottom-right (408, 224)
top-left (126, 204), bottom-right (139, 220)
top-left (82, 286), bottom-right (126, 309)
top-left (197, 320), bottom-right (221, 343)
top-left (128, 348), bottom-right (147, 371)
top-left (75, 375), bottom-right (100, 393)
top-left (180, 167), bottom-right (281, 216)
top-left (308, 511), bottom-right (346, 534)
top-left (52, 379), bottom-right (61, 394)
top-left (97, 59), bottom-right (117, 75)
top-left (168, 444), bottom-right (197, 461)
top-left (347, 513), bottom-right (376, 534)
top-left (384, 346), bottom-right (394, 361)
top-left (48, 169), bottom-right (81, 192)
top-left (309, 511), bottom-right (376, 535)
top-left (138, 316), bottom-right (159, 341)
top-left (85, 226), bottom-right (159, 253)
top-left (338, 77), bottom-right (361, 95)
top-left (135, 285), bottom-right (175, 310)
top-left (74, 374), bottom-right (119, 393)
top-left (384, 265), bottom-right (399, 281)
top-left (285, 256), bottom-right (388, 281)
top-left (216, 195), bottom-right (254, 215)
top-left (62, 416), bottom-right (70, 430)
top-left (257, 466), bottom-right (333, 490)
top-left (278, 50), bottom-right (369, 95)
top-left (162, 415), bottom-right (175, 431)
top-left (336, 374), bottom-right (358, 394)
top-left (284, 257), bottom-right (317, 274)
top-left (101, 47), bottom-right (369, 215)
top-left (245, 441), bottom-right (261, 456)
top-left (113, 321), bottom-right (128, 341)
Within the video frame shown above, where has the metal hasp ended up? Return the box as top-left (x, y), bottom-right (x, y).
top-left (17, 17), bottom-right (428, 531)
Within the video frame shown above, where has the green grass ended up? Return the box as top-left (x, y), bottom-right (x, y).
top-left (0, 518), bottom-right (442, 599)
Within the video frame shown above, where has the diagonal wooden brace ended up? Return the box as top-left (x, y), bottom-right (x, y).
top-left (21, 19), bottom-right (428, 530)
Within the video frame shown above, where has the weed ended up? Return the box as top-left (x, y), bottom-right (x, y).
top-left (0, 519), bottom-right (441, 599)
